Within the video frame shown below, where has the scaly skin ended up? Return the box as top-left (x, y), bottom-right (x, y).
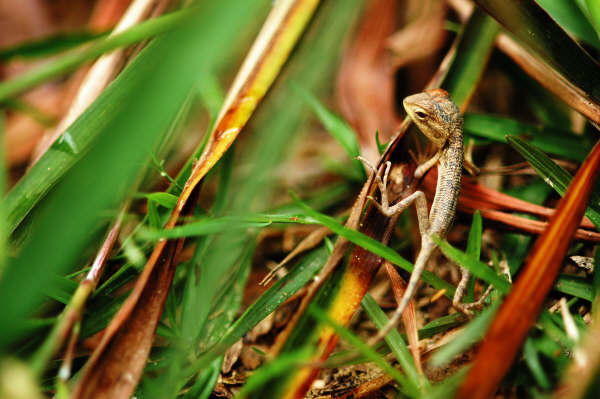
top-left (368, 88), bottom-right (464, 344)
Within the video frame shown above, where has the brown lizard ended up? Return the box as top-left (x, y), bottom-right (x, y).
top-left (366, 88), bottom-right (483, 344)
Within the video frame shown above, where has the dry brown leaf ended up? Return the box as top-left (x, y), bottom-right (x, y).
top-left (336, 0), bottom-right (399, 162)
top-left (222, 339), bottom-right (244, 374)
top-left (387, 0), bottom-right (446, 68)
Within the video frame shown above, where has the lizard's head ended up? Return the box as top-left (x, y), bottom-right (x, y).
top-left (403, 88), bottom-right (461, 149)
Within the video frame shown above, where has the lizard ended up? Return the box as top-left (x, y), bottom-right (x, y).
top-left (365, 88), bottom-right (483, 344)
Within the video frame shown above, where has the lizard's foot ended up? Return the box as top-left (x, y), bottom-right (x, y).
top-left (464, 139), bottom-right (480, 176)
top-left (357, 157), bottom-right (398, 217)
top-left (452, 268), bottom-right (493, 317)
top-left (356, 156), bottom-right (390, 192)
top-left (452, 284), bottom-right (493, 316)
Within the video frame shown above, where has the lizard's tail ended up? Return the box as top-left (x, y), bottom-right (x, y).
top-left (368, 239), bottom-right (436, 346)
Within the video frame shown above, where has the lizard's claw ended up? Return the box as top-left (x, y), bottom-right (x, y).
top-left (464, 139), bottom-right (480, 176)
top-left (356, 155), bottom-right (377, 174)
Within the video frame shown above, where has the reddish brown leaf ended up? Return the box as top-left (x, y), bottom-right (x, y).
top-left (421, 170), bottom-right (600, 241)
top-left (384, 261), bottom-right (423, 375)
top-left (456, 138), bottom-right (600, 399)
top-left (336, 0), bottom-right (398, 162)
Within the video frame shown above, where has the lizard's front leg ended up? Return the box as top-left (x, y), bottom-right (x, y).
top-left (414, 150), bottom-right (441, 179)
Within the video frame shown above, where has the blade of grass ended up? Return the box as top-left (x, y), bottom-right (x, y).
top-left (507, 135), bottom-right (600, 229)
top-left (465, 211), bottom-right (482, 302)
top-left (137, 214), bottom-right (316, 240)
top-left (0, 115), bottom-right (4, 271)
top-left (433, 236), bottom-right (511, 295)
top-left (536, 0), bottom-right (600, 48)
top-left (309, 306), bottom-right (418, 397)
top-left (0, 9), bottom-right (192, 103)
top-left (440, 8), bottom-right (499, 108)
top-left (290, 81), bottom-right (364, 178)
top-left (464, 113), bottom-right (591, 161)
top-left (0, 30), bottom-right (105, 61)
top-left (361, 293), bottom-right (423, 389)
top-left (474, 0), bottom-right (600, 106)
top-left (523, 337), bottom-right (551, 389)
top-left (555, 275), bottom-right (594, 301)
top-left (585, 0), bottom-right (600, 38)
top-left (430, 301), bottom-right (500, 367)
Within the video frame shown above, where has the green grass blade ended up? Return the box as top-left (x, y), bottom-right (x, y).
top-left (0, 10), bottom-right (192, 102)
top-left (138, 214), bottom-right (316, 239)
top-left (430, 301), bottom-right (500, 367)
top-left (0, 115), bottom-right (5, 271)
top-left (309, 306), bottom-right (418, 396)
top-left (361, 293), bottom-right (424, 389)
top-left (290, 81), bottom-right (364, 178)
top-left (138, 192), bottom-right (178, 210)
top-left (0, 30), bottom-right (104, 61)
top-left (464, 113), bottom-right (591, 161)
top-left (537, 0), bottom-right (600, 48)
top-left (183, 357), bottom-right (223, 399)
top-left (507, 135), bottom-right (600, 229)
top-left (465, 211), bottom-right (483, 302)
top-left (433, 236), bottom-right (511, 295)
top-left (523, 337), bottom-right (551, 389)
top-left (585, 0), bottom-right (600, 38)
top-left (441, 8), bottom-right (499, 106)
top-left (0, 99), bottom-right (57, 126)
top-left (555, 275), bottom-right (594, 301)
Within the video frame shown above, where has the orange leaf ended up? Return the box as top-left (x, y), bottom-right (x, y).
top-left (71, 1), bottom-right (320, 397)
top-left (456, 138), bottom-right (600, 399)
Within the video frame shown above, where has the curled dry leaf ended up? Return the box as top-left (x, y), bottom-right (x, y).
top-left (222, 339), bottom-right (244, 374)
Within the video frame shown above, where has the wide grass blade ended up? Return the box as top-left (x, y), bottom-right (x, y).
top-left (0, 3), bottom-right (240, 352)
top-left (474, 0), bottom-right (600, 123)
top-left (507, 135), bottom-right (600, 229)
top-left (0, 9), bottom-right (192, 103)
top-left (464, 113), bottom-right (591, 161)
top-left (0, 31), bottom-right (104, 61)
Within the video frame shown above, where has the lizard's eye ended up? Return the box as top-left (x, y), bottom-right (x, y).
top-left (414, 110), bottom-right (427, 119)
